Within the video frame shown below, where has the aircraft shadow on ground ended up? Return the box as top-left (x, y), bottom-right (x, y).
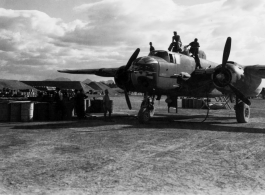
top-left (11, 114), bottom-right (265, 135)
top-left (154, 113), bottom-right (235, 121)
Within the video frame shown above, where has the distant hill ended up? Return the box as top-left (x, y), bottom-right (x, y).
top-left (82, 79), bottom-right (92, 84)
top-left (44, 77), bottom-right (71, 81)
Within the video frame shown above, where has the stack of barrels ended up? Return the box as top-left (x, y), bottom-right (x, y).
top-left (0, 100), bottom-right (75, 122)
top-left (0, 101), bottom-right (34, 122)
top-left (0, 98), bottom-right (112, 122)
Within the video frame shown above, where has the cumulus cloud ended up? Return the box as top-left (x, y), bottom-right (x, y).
top-left (223, 0), bottom-right (263, 11)
top-left (0, 8), bottom-right (113, 81)
top-left (1, 0), bottom-right (265, 81)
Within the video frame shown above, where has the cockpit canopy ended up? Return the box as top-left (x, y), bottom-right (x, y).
top-left (149, 51), bottom-right (170, 62)
top-left (148, 50), bottom-right (178, 63)
top-left (149, 49), bottom-right (207, 61)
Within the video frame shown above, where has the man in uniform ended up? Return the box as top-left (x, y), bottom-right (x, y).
top-left (54, 87), bottom-right (64, 120)
top-left (185, 38), bottom-right (202, 69)
top-left (149, 42), bottom-right (155, 52)
top-left (168, 31), bottom-right (182, 52)
top-left (103, 89), bottom-right (112, 121)
top-left (74, 89), bottom-right (87, 119)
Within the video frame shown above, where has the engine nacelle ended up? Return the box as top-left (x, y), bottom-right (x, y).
top-left (212, 62), bottom-right (245, 93)
top-left (212, 65), bottom-right (232, 88)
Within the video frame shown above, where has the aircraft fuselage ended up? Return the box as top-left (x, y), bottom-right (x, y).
top-left (129, 50), bottom-right (219, 97)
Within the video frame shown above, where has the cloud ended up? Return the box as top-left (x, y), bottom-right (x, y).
top-left (223, 0), bottom-right (263, 11)
top-left (1, 0), bottom-right (265, 82)
top-left (172, 0), bottom-right (220, 6)
top-left (0, 8), bottom-right (109, 81)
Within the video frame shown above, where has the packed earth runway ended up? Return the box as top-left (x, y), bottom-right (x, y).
top-left (0, 96), bottom-right (265, 195)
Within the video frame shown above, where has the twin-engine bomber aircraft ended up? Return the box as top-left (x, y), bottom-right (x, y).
top-left (58, 37), bottom-right (265, 123)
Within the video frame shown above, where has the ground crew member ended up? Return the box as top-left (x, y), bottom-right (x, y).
top-left (74, 89), bottom-right (87, 119)
top-left (149, 42), bottom-right (155, 52)
top-left (185, 38), bottom-right (202, 69)
top-left (54, 88), bottom-right (64, 120)
top-left (168, 31), bottom-right (182, 52)
top-left (103, 89), bottom-right (112, 121)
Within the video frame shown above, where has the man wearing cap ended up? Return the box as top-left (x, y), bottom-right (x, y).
top-left (168, 31), bottom-right (182, 52)
top-left (149, 42), bottom-right (155, 52)
top-left (54, 88), bottom-right (64, 120)
top-left (185, 38), bottom-right (202, 69)
top-left (103, 89), bottom-right (112, 121)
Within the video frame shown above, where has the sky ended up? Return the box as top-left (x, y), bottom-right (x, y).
top-left (0, 0), bottom-right (265, 82)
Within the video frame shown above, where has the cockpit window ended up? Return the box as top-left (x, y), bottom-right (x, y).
top-left (169, 54), bottom-right (175, 63)
top-left (149, 51), bottom-right (170, 62)
top-left (133, 56), bottom-right (157, 72)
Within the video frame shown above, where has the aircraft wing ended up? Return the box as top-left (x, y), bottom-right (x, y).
top-left (244, 65), bottom-right (265, 78)
top-left (58, 68), bottom-right (119, 77)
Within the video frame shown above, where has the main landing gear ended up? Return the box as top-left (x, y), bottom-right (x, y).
top-left (234, 98), bottom-right (250, 123)
top-left (138, 94), bottom-right (155, 124)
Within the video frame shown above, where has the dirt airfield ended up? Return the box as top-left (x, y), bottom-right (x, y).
top-left (0, 96), bottom-right (265, 195)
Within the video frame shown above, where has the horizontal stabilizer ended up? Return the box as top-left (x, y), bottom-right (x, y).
top-left (58, 68), bottom-right (119, 77)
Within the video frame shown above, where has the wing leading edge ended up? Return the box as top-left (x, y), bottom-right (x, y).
top-left (244, 65), bottom-right (265, 78)
top-left (58, 68), bottom-right (119, 77)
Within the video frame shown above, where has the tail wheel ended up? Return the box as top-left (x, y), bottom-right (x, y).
top-left (138, 108), bottom-right (150, 124)
top-left (235, 102), bottom-right (250, 123)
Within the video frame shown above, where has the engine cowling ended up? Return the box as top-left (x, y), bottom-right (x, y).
top-left (114, 66), bottom-right (134, 91)
top-left (212, 65), bottom-right (232, 88)
top-left (212, 62), bottom-right (244, 93)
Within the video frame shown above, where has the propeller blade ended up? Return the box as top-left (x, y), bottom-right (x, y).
top-left (124, 87), bottom-right (132, 110)
top-left (125, 48), bottom-right (140, 71)
top-left (229, 84), bottom-right (251, 106)
top-left (222, 37), bottom-right (232, 69)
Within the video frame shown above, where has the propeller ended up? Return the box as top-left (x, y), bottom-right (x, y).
top-left (124, 87), bottom-right (132, 109)
top-left (229, 84), bottom-right (251, 105)
top-left (121, 48), bottom-right (140, 109)
top-left (125, 48), bottom-right (140, 71)
top-left (218, 37), bottom-right (251, 106)
top-left (222, 37), bottom-right (231, 70)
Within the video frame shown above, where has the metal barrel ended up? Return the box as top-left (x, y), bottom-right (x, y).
top-left (0, 102), bottom-right (10, 121)
top-left (10, 102), bottom-right (21, 122)
top-left (21, 102), bottom-right (34, 122)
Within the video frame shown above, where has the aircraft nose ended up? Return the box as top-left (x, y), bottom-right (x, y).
top-left (133, 56), bottom-right (158, 72)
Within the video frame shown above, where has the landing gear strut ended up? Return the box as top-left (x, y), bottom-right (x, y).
top-left (138, 94), bottom-right (155, 123)
top-left (235, 98), bottom-right (250, 123)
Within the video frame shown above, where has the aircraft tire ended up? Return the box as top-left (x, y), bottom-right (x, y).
top-left (235, 102), bottom-right (250, 123)
top-left (138, 108), bottom-right (150, 124)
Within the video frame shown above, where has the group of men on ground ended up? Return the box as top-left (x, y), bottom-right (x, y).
top-left (54, 88), bottom-right (112, 121)
top-left (149, 31), bottom-right (202, 69)
top-left (54, 88), bottom-right (87, 120)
